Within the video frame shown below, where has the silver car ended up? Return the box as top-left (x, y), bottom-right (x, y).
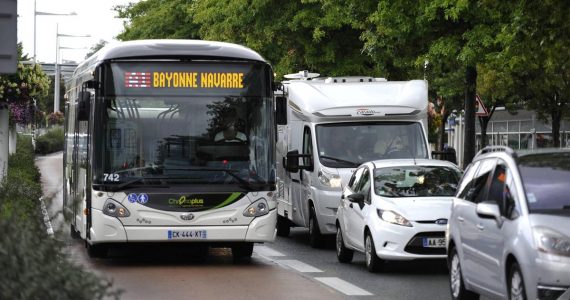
top-left (447, 146), bottom-right (570, 300)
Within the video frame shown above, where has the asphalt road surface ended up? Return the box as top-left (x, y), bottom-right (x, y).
top-left (36, 153), bottom-right (491, 300)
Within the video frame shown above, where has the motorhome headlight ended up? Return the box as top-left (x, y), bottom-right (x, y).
top-left (534, 226), bottom-right (570, 257)
top-left (377, 209), bottom-right (412, 227)
top-left (243, 198), bottom-right (269, 217)
top-left (103, 198), bottom-right (130, 218)
top-left (318, 169), bottom-right (342, 188)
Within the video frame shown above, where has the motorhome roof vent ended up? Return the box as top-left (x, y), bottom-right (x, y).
top-left (284, 70), bottom-right (320, 80)
top-left (324, 76), bottom-right (377, 84)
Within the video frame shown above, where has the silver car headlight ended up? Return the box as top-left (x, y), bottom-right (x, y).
top-left (377, 209), bottom-right (412, 227)
top-left (318, 168), bottom-right (342, 188)
top-left (534, 226), bottom-right (570, 257)
top-left (243, 198), bottom-right (269, 217)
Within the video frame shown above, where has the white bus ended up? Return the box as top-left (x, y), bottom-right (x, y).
top-left (63, 40), bottom-right (277, 259)
top-left (275, 71), bottom-right (430, 247)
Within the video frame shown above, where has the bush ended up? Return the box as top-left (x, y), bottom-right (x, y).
top-left (0, 135), bottom-right (119, 300)
top-left (35, 126), bottom-right (64, 155)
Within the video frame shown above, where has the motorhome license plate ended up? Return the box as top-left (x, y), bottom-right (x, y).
top-left (422, 237), bottom-right (446, 248)
top-left (167, 230), bottom-right (207, 240)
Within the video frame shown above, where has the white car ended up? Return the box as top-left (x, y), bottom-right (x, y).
top-left (336, 159), bottom-right (462, 272)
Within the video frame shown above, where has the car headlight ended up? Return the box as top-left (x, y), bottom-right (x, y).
top-left (377, 209), bottom-right (412, 227)
top-left (534, 226), bottom-right (570, 257)
top-left (318, 168), bottom-right (342, 188)
top-left (103, 198), bottom-right (130, 218)
top-left (243, 198), bottom-right (269, 217)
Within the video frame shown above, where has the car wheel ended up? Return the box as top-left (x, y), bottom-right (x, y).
top-left (449, 247), bottom-right (479, 300)
top-left (365, 233), bottom-right (383, 272)
top-left (509, 262), bottom-right (527, 300)
top-left (232, 242), bottom-right (254, 262)
top-left (86, 242), bottom-right (108, 259)
top-left (276, 215), bottom-right (290, 237)
top-left (308, 206), bottom-right (323, 248)
top-left (336, 226), bottom-right (353, 263)
top-left (70, 223), bottom-right (81, 240)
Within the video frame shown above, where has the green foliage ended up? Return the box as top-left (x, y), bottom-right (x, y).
top-left (0, 44), bottom-right (51, 125)
top-left (85, 40), bottom-right (108, 59)
top-left (115, 0), bottom-right (200, 41)
top-left (0, 135), bottom-right (119, 300)
top-left (35, 127), bottom-right (65, 155)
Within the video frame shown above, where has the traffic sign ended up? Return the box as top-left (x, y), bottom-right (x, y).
top-left (475, 94), bottom-right (489, 116)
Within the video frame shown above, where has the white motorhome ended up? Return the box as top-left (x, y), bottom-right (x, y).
top-left (275, 71), bottom-right (431, 247)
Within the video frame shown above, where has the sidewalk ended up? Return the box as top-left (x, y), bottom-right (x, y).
top-left (35, 152), bottom-right (65, 233)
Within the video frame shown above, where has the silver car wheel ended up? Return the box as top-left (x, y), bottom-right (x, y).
top-left (450, 253), bottom-right (462, 298)
top-left (510, 269), bottom-right (524, 300)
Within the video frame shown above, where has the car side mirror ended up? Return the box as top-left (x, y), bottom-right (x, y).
top-left (476, 201), bottom-right (503, 226)
top-left (347, 193), bottom-right (365, 204)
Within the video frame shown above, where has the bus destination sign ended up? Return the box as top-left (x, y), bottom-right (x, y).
top-left (124, 71), bottom-right (245, 89)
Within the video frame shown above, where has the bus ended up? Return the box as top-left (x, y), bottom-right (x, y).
top-left (63, 40), bottom-right (277, 259)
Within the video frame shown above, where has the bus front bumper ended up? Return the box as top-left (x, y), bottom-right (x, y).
top-left (89, 209), bottom-right (277, 244)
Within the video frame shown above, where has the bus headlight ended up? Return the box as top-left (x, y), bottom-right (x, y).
top-left (103, 199), bottom-right (130, 218)
top-left (243, 198), bottom-right (269, 217)
top-left (318, 169), bottom-right (342, 188)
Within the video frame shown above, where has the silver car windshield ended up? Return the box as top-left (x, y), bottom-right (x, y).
top-left (518, 152), bottom-right (570, 212)
top-left (373, 166), bottom-right (461, 197)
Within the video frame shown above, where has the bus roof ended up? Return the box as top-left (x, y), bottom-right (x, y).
top-left (74, 39), bottom-right (267, 77)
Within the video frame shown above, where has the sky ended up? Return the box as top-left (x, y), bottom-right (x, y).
top-left (17, 0), bottom-right (138, 64)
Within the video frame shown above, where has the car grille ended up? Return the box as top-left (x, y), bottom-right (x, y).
top-left (404, 231), bottom-right (446, 255)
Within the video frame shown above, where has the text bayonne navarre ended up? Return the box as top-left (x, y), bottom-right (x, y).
top-left (153, 72), bottom-right (244, 89)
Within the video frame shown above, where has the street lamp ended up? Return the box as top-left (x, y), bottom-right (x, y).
top-left (33, 0), bottom-right (76, 63)
top-left (54, 24), bottom-right (90, 112)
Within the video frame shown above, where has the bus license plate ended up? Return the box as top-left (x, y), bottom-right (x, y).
top-left (422, 237), bottom-right (445, 248)
top-left (167, 230), bottom-right (207, 240)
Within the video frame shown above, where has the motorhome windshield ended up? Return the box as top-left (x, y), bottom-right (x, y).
top-left (316, 122), bottom-right (428, 168)
top-left (92, 61), bottom-right (275, 192)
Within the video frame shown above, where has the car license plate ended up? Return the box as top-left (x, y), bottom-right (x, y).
top-left (422, 237), bottom-right (445, 248)
top-left (167, 230), bottom-right (207, 240)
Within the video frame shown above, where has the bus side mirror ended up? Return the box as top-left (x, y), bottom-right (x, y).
top-left (77, 91), bottom-right (91, 121)
top-left (276, 96), bottom-right (287, 125)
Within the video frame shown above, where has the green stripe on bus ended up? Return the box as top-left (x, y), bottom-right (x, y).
top-left (213, 192), bottom-right (242, 209)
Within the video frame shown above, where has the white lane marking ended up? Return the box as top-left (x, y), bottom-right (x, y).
top-left (315, 277), bottom-right (373, 296)
top-left (277, 259), bottom-right (323, 273)
top-left (254, 245), bottom-right (286, 257)
top-left (39, 196), bottom-right (54, 236)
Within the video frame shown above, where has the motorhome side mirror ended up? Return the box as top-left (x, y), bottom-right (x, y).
top-left (285, 150), bottom-right (300, 173)
top-left (432, 148), bottom-right (457, 164)
top-left (77, 91), bottom-right (91, 121)
top-left (275, 96), bottom-right (287, 125)
top-left (347, 193), bottom-right (365, 204)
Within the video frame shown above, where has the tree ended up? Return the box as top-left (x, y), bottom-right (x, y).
top-left (114, 0), bottom-right (201, 41)
top-left (360, 0), bottom-right (512, 167)
top-left (495, 0), bottom-right (570, 148)
top-left (85, 40), bottom-right (108, 59)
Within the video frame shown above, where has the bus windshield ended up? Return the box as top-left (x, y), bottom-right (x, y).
top-left (92, 61), bottom-right (275, 191)
top-left (316, 122), bottom-right (428, 168)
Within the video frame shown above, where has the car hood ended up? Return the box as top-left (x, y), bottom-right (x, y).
top-left (377, 197), bottom-right (453, 221)
top-left (529, 214), bottom-right (570, 237)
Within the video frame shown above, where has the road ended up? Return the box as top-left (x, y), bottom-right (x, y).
top-left (36, 153), bottom-right (486, 300)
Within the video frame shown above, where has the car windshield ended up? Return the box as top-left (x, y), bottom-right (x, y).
top-left (518, 152), bottom-right (570, 213)
top-left (373, 165), bottom-right (461, 197)
top-left (316, 122), bottom-right (428, 168)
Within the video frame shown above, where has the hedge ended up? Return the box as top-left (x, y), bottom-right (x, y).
top-left (0, 135), bottom-right (120, 300)
top-left (35, 126), bottom-right (64, 155)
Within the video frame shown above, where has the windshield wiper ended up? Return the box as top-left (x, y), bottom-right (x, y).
top-left (94, 177), bottom-right (170, 192)
top-left (164, 167), bottom-right (264, 191)
top-left (320, 155), bottom-right (359, 167)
